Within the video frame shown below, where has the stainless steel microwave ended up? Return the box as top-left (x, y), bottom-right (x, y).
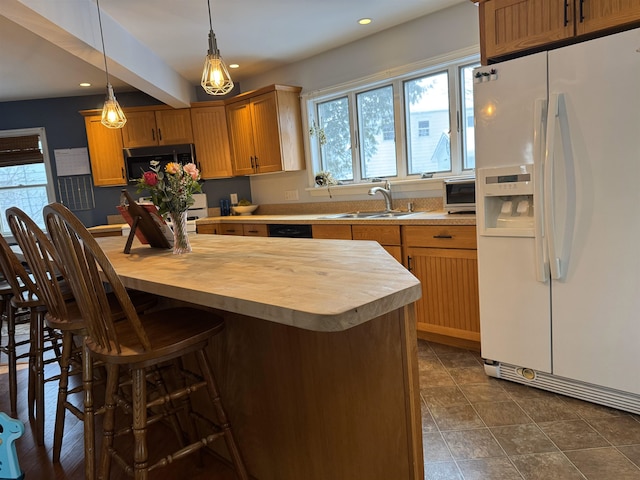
top-left (443, 177), bottom-right (476, 213)
top-left (124, 144), bottom-right (196, 182)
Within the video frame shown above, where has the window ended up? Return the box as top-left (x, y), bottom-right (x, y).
top-left (418, 121), bottom-right (430, 137)
top-left (306, 51), bottom-right (480, 186)
top-left (0, 128), bottom-right (55, 235)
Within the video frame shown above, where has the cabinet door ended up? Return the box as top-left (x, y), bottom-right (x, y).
top-left (407, 246), bottom-right (480, 345)
top-left (242, 224), bottom-right (269, 236)
top-left (84, 115), bottom-right (126, 186)
top-left (481, 0), bottom-right (573, 61)
top-left (312, 224), bottom-right (352, 240)
top-left (576, 0), bottom-right (640, 36)
top-left (250, 92), bottom-right (283, 173)
top-left (191, 106), bottom-right (233, 178)
top-left (155, 109), bottom-right (193, 145)
top-left (219, 224), bottom-right (244, 235)
top-left (227, 101), bottom-right (256, 175)
top-left (121, 110), bottom-right (158, 147)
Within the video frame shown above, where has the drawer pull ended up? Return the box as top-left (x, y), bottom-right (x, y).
top-left (433, 234), bottom-right (453, 239)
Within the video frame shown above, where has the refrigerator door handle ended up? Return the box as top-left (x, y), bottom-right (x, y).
top-left (544, 92), bottom-right (570, 280)
top-left (533, 98), bottom-right (548, 283)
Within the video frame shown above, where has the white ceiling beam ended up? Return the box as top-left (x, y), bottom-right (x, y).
top-left (2, 0), bottom-right (195, 108)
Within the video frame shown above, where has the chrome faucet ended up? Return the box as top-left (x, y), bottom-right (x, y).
top-left (368, 180), bottom-right (394, 211)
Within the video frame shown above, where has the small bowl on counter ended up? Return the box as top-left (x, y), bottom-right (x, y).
top-left (232, 204), bottom-right (259, 215)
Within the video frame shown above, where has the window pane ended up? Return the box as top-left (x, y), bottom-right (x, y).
top-left (460, 64), bottom-right (479, 170)
top-left (317, 97), bottom-right (353, 181)
top-left (356, 85), bottom-right (396, 179)
top-left (405, 72), bottom-right (451, 175)
top-left (0, 163), bottom-right (48, 234)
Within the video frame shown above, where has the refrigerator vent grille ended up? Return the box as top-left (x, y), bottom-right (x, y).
top-left (493, 363), bottom-right (640, 415)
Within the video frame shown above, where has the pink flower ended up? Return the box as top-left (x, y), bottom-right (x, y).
top-left (183, 163), bottom-right (200, 180)
top-left (142, 171), bottom-right (158, 186)
top-left (165, 162), bottom-right (180, 175)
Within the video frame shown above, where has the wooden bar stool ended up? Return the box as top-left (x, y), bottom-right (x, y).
top-left (0, 233), bottom-right (63, 445)
top-left (44, 202), bottom-right (249, 480)
top-left (6, 207), bottom-right (156, 479)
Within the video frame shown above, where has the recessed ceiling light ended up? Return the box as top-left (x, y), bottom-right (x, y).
top-left (358, 18), bottom-right (372, 25)
top-left (79, 82), bottom-right (91, 87)
top-left (229, 64), bottom-right (239, 69)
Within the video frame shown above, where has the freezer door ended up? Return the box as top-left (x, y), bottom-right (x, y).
top-left (475, 52), bottom-right (552, 372)
top-left (548, 28), bottom-right (640, 394)
top-left (478, 236), bottom-right (552, 372)
top-left (474, 51), bottom-right (547, 169)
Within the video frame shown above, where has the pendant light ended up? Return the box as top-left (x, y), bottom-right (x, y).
top-left (96, 0), bottom-right (126, 128)
top-left (201, 0), bottom-right (234, 96)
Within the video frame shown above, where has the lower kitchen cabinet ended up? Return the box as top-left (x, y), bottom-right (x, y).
top-left (197, 222), bottom-right (268, 236)
top-left (352, 225), bottom-right (402, 264)
top-left (312, 224), bottom-right (352, 240)
top-left (242, 224), bottom-right (269, 236)
top-left (403, 225), bottom-right (480, 350)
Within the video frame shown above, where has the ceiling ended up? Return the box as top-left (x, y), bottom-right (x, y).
top-left (1, 0), bottom-right (465, 106)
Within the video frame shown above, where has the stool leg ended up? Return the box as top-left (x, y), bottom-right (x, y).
top-left (52, 330), bottom-right (74, 462)
top-left (99, 363), bottom-right (119, 480)
top-left (33, 309), bottom-right (46, 446)
top-left (7, 303), bottom-right (17, 418)
top-left (196, 349), bottom-right (249, 480)
top-left (132, 367), bottom-right (149, 480)
top-left (82, 341), bottom-right (95, 480)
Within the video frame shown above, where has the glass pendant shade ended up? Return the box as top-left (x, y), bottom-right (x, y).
top-left (201, 31), bottom-right (234, 95)
top-left (101, 84), bottom-right (127, 129)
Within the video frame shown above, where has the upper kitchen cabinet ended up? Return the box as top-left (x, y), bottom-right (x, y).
top-left (225, 85), bottom-right (305, 176)
top-left (121, 107), bottom-right (194, 148)
top-left (83, 114), bottom-right (127, 186)
top-left (576, 0), bottom-right (640, 36)
top-left (478, 0), bottom-right (640, 64)
top-left (190, 103), bottom-right (233, 179)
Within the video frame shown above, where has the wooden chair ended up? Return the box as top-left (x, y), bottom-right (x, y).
top-left (44, 202), bottom-right (249, 480)
top-left (0, 231), bottom-right (62, 445)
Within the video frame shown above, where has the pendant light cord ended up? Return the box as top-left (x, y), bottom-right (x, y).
top-left (96, 0), bottom-right (110, 85)
top-left (207, 0), bottom-right (214, 32)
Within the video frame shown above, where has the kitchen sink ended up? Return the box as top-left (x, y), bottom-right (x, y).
top-left (319, 211), bottom-right (419, 219)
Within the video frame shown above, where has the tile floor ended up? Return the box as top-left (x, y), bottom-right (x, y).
top-left (418, 339), bottom-right (640, 479)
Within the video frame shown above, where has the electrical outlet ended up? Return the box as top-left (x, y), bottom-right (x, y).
top-left (284, 189), bottom-right (299, 201)
top-left (230, 193), bottom-right (238, 204)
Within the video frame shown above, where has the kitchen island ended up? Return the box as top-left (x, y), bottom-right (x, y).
top-left (96, 234), bottom-right (423, 480)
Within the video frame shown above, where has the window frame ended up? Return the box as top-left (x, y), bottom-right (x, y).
top-left (302, 47), bottom-right (479, 197)
top-left (0, 128), bottom-right (56, 236)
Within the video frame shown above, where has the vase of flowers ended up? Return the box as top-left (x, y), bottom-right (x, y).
top-left (136, 160), bottom-right (202, 254)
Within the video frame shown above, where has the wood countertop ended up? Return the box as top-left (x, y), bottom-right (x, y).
top-left (96, 234), bottom-right (421, 332)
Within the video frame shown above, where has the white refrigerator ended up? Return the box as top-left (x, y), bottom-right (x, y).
top-left (474, 27), bottom-right (640, 412)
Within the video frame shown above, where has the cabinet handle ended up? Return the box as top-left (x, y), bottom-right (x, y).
top-left (158, 128), bottom-right (163, 141)
top-left (407, 255), bottom-right (413, 272)
top-left (563, 0), bottom-right (569, 26)
top-left (433, 234), bottom-right (453, 239)
top-left (250, 156), bottom-right (255, 169)
top-left (121, 167), bottom-right (125, 179)
top-left (247, 230), bottom-right (258, 233)
top-left (151, 129), bottom-right (156, 141)
top-left (579, 0), bottom-right (584, 22)
top-left (254, 156), bottom-right (260, 169)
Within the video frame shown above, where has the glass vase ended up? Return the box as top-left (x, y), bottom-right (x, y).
top-left (169, 210), bottom-right (192, 254)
